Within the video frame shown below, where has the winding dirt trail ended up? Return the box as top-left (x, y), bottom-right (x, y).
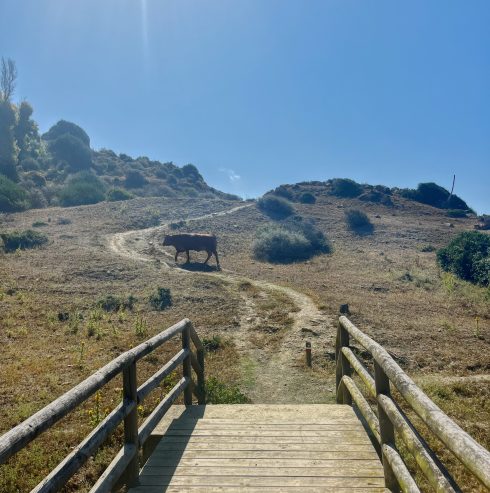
top-left (107, 203), bottom-right (336, 403)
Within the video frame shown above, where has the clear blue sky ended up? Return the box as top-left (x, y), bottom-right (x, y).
top-left (1, 0), bottom-right (489, 212)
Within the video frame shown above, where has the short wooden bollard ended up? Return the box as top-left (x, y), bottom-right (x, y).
top-left (305, 341), bottom-right (312, 367)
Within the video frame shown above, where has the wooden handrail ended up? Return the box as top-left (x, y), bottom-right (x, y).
top-left (0, 318), bottom-right (206, 493)
top-left (336, 315), bottom-right (490, 492)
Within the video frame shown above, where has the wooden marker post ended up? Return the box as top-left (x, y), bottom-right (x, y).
top-left (305, 341), bottom-right (312, 367)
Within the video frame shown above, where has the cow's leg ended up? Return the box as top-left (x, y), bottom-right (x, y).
top-left (214, 250), bottom-right (220, 270)
top-left (175, 250), bottom-right (180, 263)
top-left (185, 250), bottom-right (190, 263)
top-left (204, 251), bottom-right (212, 264)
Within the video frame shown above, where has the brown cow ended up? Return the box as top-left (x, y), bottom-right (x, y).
top-left (162, 233), bottom-right (220, 269)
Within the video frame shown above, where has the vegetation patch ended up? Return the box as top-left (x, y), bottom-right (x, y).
top-left (205, 377), bottom-right (250, 404)
top-left (257, 194), bottom-right (294, 219)
top-left (345, 209), bottom-right (374, 234)
top-left (400, 182), bottom-right (470, 211)
top-left (330, 178), bottom-right (363, 198)
top-left (106, 188), bottom-right (133, 202)
top-left (437, 231), bottom-right (490, 286)
top-left (97, 294), bottom-right (136, 312)
top-left (299, 191), bottom-right (316, 204)
top-left (149, 287), bottom-right (172, 310)
top-left (202, 335), bottom-right (224, 353)
top-left (0, 229), bottom-right (48, 252)
top-left (58, 172), bottom-right (106, 207)
top-left (252, 217), bottom-right (330, 263)
top-left (0, 174), bottom-right (29, 212)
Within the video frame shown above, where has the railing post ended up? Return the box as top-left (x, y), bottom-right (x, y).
top-left (196, 342), bottom-right (206, 405)
top-left (374, 361), bottom-right (399, 492)
top-left (336, 318), bottom-right (352, 405)
top-left (182, 323), bottom-right (193, 406)
top-left (122, 361), bottom-right (139, 487)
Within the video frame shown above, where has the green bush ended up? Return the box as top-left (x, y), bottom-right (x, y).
top-left (58, 172), bottom-right (105, 207)
top-left (257, 194), bottom-right (294, 219)
top-left (106, 188), bottom-right (133, 202)
top-left (437, 231), bottom-right (490, 286)
top-left (43, 120), bottom-right (90, 147)
top-left (446, 209), bottom-right (467, 218)
top-left (48, 134), bottom-right (92, 171)
top-left (330, 178), bottom-right (363, 198)
top-left (299, 192), bottom-right (316, 204)
top-left (97, 294), bottom-right (136, 312)
top-left (272, 185), bottom-right (294, 201)
top-left (149, 287), bottom-right (172, 310)
top-left (202, 335), bottom-right (224, 353)
top-left (253, 219), bottom-right (330, 263)
top-left (345, 209), bottom-right (373, 233)
top-left (400, 183), bottom-right (470, 211)
top-left (125, 170), bottom-right (147, 188)
top-left (205, 377), bottom-right (250, 404)
top-left (0, 229), bottom-right (48, 252)
top-left (0, 175), bottom-right (29, 212)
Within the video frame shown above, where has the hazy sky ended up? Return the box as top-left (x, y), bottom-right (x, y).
top-left (1, 0), bottom-right (489, 212)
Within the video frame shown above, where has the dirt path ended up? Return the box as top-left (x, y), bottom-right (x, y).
top-left (107, 204), bottom-right (336, 404)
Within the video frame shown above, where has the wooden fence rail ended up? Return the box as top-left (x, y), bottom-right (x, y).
top-left (0, 318), bottom-right (205, 493)
top-left (335, 315), bottom-right (490, 493)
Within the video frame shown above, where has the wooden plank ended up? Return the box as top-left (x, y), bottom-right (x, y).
top-left (155, 436), bottom-right (373, 445)
top-left (144, 458), bottom-right (382, 468)
top-left (159, 429), bottom-right (370, 437)
top-left (145, 450), bottom-right (380, 461)
top-left (129, 487), bottom-right (390, 493)
top-left (138, 475), bottom-right (386, 487)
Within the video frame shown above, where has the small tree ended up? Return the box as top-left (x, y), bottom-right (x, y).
top-left (49, 134), bottom-right (92, 171)
top-left (58, 171), bottom-right (105, 207)
top-left (0, 58), bottom-right (17, 102)
top-left (330, 178), bottom-right (363, 198)
top-left (125, 170), bottom-right (147, 188)
top-left (0, 174), bottom-right (29, 212)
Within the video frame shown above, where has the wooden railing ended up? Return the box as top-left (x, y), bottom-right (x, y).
top-left (0, 318), bottom-right (205, 493)
top-left (335, 315), bottom-right (490, 493)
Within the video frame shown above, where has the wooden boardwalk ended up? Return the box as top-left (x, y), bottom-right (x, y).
top-left (128, 404), bottom-right (386, 493)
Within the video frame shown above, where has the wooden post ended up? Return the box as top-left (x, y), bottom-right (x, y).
top-left (182, 324), bottom-right (193, 406)
top-left (305, 341), bottom-right (312, 367)
top-left (122, 362), bottom-right (139, 487)
top-left (374, 361), bottom-right (399, 492)
top-left (196, 345), bottom-right (205, 405)
top-left (336, 320), bottom-right (351, 404)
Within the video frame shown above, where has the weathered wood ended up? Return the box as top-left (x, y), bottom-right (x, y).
top-left (196, 346), bottom-right (205, 405)
top-left (129, 488), bottom-right (388, 493)
top-left (137, 348), bottom-right (188, 403)
top-left (138, 377), bottom-right (190, 446)
top-left (377, 394), bottom-right (458, 493)
top-left (0, 318), bottom-right (190, 465)
top-left (30, 400), bottom-right (135, 493)
top-left (382, 444), bottom-right (420, 493)
top-left (339, 376), bottom-right (381, 445)
top-left (181, 324), bottom-right (193, 406)
top-left (340, 315), bottom-right (490, 490)
top-left (341, 346), bottom-right (376, 397)
top-left (188, 322), bottom-right (204, 352)
top-left (305, 341), bottom-right (312, 367)
top-left (122, 362), bottom-right (139, 487)
top-left (89, 443), bottom-right (137, 493)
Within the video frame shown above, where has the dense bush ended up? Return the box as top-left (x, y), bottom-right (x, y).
top-left (446, 209), bottom-right (467, 218)
top-left (330, 178), bottom-right (363, 198)
top-left (97, 294), bottom-right (136, 312)
top-left (205, 377), bottom-right (250, 404)
top-left (106, 188), bottom-right (133, 201)
top-left (0, 175), bottom-right (29, 212)
top-left (0, 229), bottom-right (48, 252)
top-left (252, 219), bottom-right (330, 263)
top-left (58, 172), bottom-right (105, 207)
top-left (20, 157), bottom-right (40, 171)
top-left (149, 287), bottom-right (172, 310)
top-left (125, 170), bottom-right (147, 188)
top-left (272, 185), bottom-right (294, 201)
top-left (49, 134), bottom-right (92, 171)
top-left (43, 120), bottom-right (90, 147)
top-left (257, 194), bottom-right (294, 219)
top-left (299, 192), bottom-right (316, 204)
top-left (345, 209), bottom-right (373, 233)
top-left (400, 182), bottom-right (470, 211)
top-left (181, 163), bottom-right (202, 182)
top-left (437, 231), bottom-right (490, 286)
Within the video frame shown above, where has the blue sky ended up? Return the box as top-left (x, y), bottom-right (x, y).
top-left (1, 0), bottom-right (489, 212)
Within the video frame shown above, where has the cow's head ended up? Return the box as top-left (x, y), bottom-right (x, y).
top-left (162, 234), bottom-right (171, 246)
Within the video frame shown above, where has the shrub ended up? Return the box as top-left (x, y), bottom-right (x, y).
top-left (0, 229), bottom-right (48, 252)
top-left (299, 192), bottom-right (316, 204)
top-left (205, 377), bottom-right (250, 404)
top-left (0, 175), bottom-right (29, 212)
top-left (43, 120), bottom-right (90, 147)
top-left (149, 287), bottom-right (172, 310)
top-left (437, 231), bottom-right (490, 286)
top-left (252, 219), bottom-right (330, 263)
top-left (21, 157), bottom-right (40, 171)
top-left (106, 188), bottom-right (133, 202)
top-left (181, 163), bottom-right (202, 182)
top-left (58, 172), bottom-right (105, 207)
top-left (97, 294), bottom-right (136, 312)
top-left (125, 170), bottom-right (147, 188)
top-left (272, 185), bottom-right (294, 201)
top-left (202, 335), bottom-right (224, 353)
top-left (345, 209), bottom-right (374, 233)
top-left (330, 178), bottom-right (363, 198)
top-left (257, 194), bottom-right (294, 219)
top-left (49, 134), bottom-right (92, 171)
top-left (400, 183), bottom-right (470, 211)
top-left (446, 209), bottom-right (467, 218)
